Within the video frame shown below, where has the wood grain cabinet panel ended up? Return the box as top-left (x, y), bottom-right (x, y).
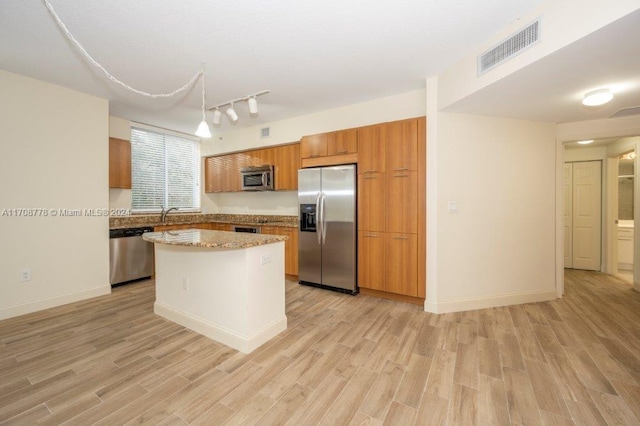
top-left (358, 172), bottom-right (385, 232)
top-left (385, 171), bottom-right (418, 234)
top-left (109, 137), bottom-right (131, 189)
top-left (385, 233), bottom-right (418, 297)
top-left (358, 125), bottom-right (385, 173)
top-left (300, 134), bottom-right (328, 159)
top-left (358, 231), bottom-right (385, 291)
top-left (327, 129), bottom-right (358, 156)
top-left (274, 144), bottom-right (300, 191)
top-left (385, 119), bottom-right (418, 172)
top-left (262, 226), bottom-right (298, 276)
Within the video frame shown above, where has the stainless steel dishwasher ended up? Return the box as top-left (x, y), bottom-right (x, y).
top-left (109, 226), bottom-right (154, 286)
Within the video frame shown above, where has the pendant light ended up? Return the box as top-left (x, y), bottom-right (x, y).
top-left (195, 68), bottom-right (212, 138)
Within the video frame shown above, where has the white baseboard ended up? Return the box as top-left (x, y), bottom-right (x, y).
top-left (424, 289), bottom-right (558, 314)
top-left (154, 302), bottom-right (287, 354)
top-left (0, 286), bottom-right (111, 321)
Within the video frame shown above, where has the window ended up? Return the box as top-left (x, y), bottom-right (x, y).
top-left (130, 126), bottom-right (201, 213)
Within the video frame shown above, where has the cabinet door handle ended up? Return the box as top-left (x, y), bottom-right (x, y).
top-left (393, 236), bottom-right (409, 240)
top-left (393, 174), bottom-right (409, 178)
top-left (393, 167), bottom-right (409, 171)
top-left (364, 234), bottom-right (379, 238)
top-left (364, 175), bottom-right (379, 179)
top-left (310, 154), bottom-right (321, 158)
top-left (362, 170), bottom-right (379, 173)
top-left (335, 150), bottom-right (348, 154)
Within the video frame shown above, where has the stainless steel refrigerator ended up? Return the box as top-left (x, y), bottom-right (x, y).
top-left (298, 164), bottom-right (357, 294)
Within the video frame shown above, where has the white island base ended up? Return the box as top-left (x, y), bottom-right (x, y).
top-left (152, 238), bottom-right (287, 354)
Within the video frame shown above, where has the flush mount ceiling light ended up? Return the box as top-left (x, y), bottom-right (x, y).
top-left (577, 140), bottom-right (594, 145)
top-left (209, 90), bottom-right (270, 125)
top-left (582, 88), bottom-right (613, 106)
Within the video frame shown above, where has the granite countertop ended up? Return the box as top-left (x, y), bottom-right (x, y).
top-left (143, 229), bottom-right (288, 249)
top-left (110, 213), bottom-right (297, 229)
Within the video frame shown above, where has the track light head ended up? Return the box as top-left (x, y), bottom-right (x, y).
top-left (212, 108), bottom-right (222, 126)
top-left (248, 96), bottom-right (258, 115)
top-left (226, 104), bottom-right (238, 122)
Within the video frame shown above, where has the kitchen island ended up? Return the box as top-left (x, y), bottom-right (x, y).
top-left (143, 228), bottom-right (288, 353)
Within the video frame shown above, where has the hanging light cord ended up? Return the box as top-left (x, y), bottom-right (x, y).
top-left (200, 65), bottom-right (207, 120)
top-left (42, 0), bottom-right (202, 99)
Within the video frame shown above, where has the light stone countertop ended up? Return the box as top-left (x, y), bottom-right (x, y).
top-left (110, 213), bottom-right (297, 230)
top-left (143, 228), bottom-right (287, 249)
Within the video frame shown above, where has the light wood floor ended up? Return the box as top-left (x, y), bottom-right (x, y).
top-left (2, 270), bottom-right (640, 425)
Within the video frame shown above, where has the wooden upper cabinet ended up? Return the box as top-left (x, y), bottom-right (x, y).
top-left (300, 134), bottom-right (327, 159)
top-left (385, 119), bottom-right (418, 172)
top-left (327, 129), bottom-right (357, 156)
top-left (205, 143), bottom-right (299, 193)
top-left (358, 125), bottom-right (386, 173)
top-left (109, 137), bottom-right (131, 189)
top-left (274, 143), bottom-right (300, 190)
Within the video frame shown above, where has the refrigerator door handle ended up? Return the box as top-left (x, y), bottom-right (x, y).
top-left (321, 192), bottom-right (328, 245)
top-left (315, 192), bottom-right (322, 245)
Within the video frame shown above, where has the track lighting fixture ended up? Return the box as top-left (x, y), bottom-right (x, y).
top-left (226, 104), bottom-right (238, 122)
top-left (212, 108), bottom-right (222, 126)
top-left (208, 90), bottom-right (269, 125)
top-left (248, 96), bottom-right (258, 115)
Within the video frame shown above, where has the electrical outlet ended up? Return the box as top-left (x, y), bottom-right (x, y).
top-left (261, 254), bottom-right (272, 265)
top-left (20, 269), bottom-right (32, 282)
top-left (182, 276), bottom-right (189, 290)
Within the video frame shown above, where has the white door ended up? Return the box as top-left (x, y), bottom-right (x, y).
top-left (563, 163), bottom-right (573, 268)
top-left (572, 161), bottom-right (602, 271)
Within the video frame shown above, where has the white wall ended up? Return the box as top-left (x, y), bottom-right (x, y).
top-left (0, 70), bottom-right (110, 319)
top-left (201, 88), bottom-right (426, 214)
top-left (426, 111), bottom-right (558, 313)
top-left (109, 116), bottom-right (132, 210)
top-left (438, 0), bottom-right (640, 109)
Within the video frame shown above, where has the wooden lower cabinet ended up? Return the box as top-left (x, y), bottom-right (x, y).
top-left (358, 231), bottom-right (385, 291)
top-left (261, 226), bottom-right (298, 276)
top-left (384, 233), bottom-right (418, 297)
top-left (207, 223), bottom-right (232, 231)
top-left (359, 231), bottom-right (417, 297)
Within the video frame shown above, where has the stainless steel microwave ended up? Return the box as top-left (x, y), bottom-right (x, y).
top-left (241, 165), bottom-right (274, 191)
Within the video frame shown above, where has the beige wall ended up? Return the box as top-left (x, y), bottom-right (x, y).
top-left (0, 70), bottom-right (110, 319)
top-left (426, 110), bottom-right (558, 312)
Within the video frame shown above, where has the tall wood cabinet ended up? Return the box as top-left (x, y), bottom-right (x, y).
top-left (357, 117), bottom-right (426, 300)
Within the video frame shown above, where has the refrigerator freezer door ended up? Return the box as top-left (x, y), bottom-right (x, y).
top-left (320, 165), bottom-right (356, 291)
top-left (298, 168), bottom-right (322, 285)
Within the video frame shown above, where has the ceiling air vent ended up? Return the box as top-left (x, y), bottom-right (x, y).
top-left (478, 18), bottom-right (541, 76)
top-left (260, 127), bottom-right (270, 138)
top-left (610, 107), bottom-right (640, 119)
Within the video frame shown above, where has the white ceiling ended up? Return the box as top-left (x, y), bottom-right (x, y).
top-left (445, 8), bottom-right (640, 124)
top-left (1, 1), bottom-right (638, 135)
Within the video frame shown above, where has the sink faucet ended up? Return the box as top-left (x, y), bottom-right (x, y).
top-left (160, 206), bottom-right (179, 223)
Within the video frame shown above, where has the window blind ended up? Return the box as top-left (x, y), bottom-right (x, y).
top-left (130, 127), bottom-right (200, 212)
